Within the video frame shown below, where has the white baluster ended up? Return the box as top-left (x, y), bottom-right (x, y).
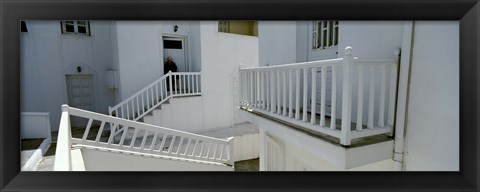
top-left (320, 65), bottom-right (327, 127)
top-left (276, 70), bottom-right (281, 114)
top-left (330, 65), bottom-right (337, 129)
top-left (288, 70), bottom-right (293, 118)
top-left (295, 69), bottom-right (301, 120)
top-left (311, 67), bottom-right (317, 124)
top-left (368, 65), bottom-right (376, 129)
top-left (378, 64), bottom-right (387, 128)
top-left (270, 71), bottom-right (275, 113)
top-left (257, 71), bottom-right (260, 108)
top-left (82, 119), bottom-right (93, 140)
top-left (303, 67), bottom-right (308, 122)
top-left (356, 65), bottom-right (365, 131)
top-left (283, 70), bottom-right (287, 116)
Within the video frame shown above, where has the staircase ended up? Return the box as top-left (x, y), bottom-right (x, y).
top-left (109, 71), bottom-right (202, 132)
top-left (54, 105), bottom-right (234, 171)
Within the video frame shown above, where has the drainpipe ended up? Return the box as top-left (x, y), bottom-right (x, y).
top-left (393, 21), bottom-right (414, 171)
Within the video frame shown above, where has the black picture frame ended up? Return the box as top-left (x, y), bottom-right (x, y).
top-left (1, 0), bottom-right (479, 191)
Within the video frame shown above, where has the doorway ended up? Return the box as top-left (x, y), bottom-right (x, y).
top-left (163, 36), bottom-right (187, 73)
top-left (66, 74), bottom-right (94, 127)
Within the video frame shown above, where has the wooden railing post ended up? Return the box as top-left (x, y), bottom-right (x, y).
top-left (340, 47), bottom-right (353, 145)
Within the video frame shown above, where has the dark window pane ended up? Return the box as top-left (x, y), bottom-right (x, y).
top-left (163, 40), bottom-right (182, 49)
top-left (21, 21), bottom-right (28, 32)
top-left (65, 24), bottom-right (75, 32)
top-left (78, 26), bottom-right (87, 34)
top-left (77, 21), bottom-right (86, 25)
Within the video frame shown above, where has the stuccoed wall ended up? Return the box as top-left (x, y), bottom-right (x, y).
top-left (403, 21), bottom-right (459, 171)
top-left (20, 21), bottom-right (116, 131)
top-left (200, 21), bottom-right (259, 129)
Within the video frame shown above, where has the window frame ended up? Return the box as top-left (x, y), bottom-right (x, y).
top-left (61, 20), bottom-right (91, 36)
top-left (312, 21), bottom-right (338, 50)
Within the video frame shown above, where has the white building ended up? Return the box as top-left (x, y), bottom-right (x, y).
top-left (20, 20), bottom-right (458, 171)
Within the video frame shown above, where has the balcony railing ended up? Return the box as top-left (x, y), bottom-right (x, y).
top-left (239, 47), bottom-right (400, 145)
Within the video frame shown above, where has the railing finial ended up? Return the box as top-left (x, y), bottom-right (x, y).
top-left (61, 104), bottom-right (69, 112)
top-left (344, 46), bottom-right (353, 56)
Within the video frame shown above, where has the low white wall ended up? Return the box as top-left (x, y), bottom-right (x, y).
top-left (403, 21), bottom-right (459, 171)
top-left (21, 112), bottom-right (52, 140)
top-left (241, 110), bottom-right (393, 171)
top-left (200, 21), bottom-right (259, 129)
top-left (80, 148), bottom-right (233, 171)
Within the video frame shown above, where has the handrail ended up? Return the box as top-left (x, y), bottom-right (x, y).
top-left (239, 47), bottom-right (400, 145)
top-left (53, 105), bottom-right (73, 171)
top-left (109, 71), bottom-right (202, 122)
top-left (58, 105), bottom-right (235, 166)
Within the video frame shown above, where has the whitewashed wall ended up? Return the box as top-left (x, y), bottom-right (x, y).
top-left (80, 148), bottom-right (233, 171)
top-left (403, 21), bottom-right (459, 171)
top-left (200, 21), bottom-right (259, 129)
top-left (114, 21), bottom-right (202, 101)
top-left (20, 21), bottom-right (116, 131)
top-left (258, 21), bottom-right (297, 67)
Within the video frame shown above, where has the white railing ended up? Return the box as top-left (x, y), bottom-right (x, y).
top-left (109, 71), bottom-right (201, 122)
top-left (56, 105), bottom-right (234, 168)
top-left (239, 47), bottom-right (400, 145)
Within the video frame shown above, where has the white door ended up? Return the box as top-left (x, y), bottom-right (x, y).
top-left (163, 37), bottom-right (187, 73)
top-left (66, 75), bottom-right (94, 127)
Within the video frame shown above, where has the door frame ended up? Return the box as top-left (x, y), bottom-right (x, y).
top-left (161, 34), bottom-right (189, 72)
top-left (65, 74), bottom-right (96, 111)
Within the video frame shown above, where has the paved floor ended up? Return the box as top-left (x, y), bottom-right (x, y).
top-left (234, 158), bottom-right (259, 171)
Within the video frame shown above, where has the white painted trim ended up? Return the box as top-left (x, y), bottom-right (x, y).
top-left (393, 21), bottom-right (414, 171)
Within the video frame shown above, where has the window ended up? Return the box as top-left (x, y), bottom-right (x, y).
top-left (21, 21), bottom-right (28, 32)
top-left (312, 21), bottom-right (338, 49)
top-left (218, 21), bottom-right (258, 36)
top-left (61, 20), bottom-right (90, 36)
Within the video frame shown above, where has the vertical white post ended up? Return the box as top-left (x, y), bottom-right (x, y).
top-left (368, 65), bottom-right (376, 129)
top-left (270, 71), bottom-right (275, 113)
top-left (356, 65), bottom-right (365, 131)
top-left (288, 70), bottom-right (293, 118)
top-left (302, 67), bottom-right (308, 122)
top-left (276, 70), bottom-right (281, 114)
top-left (251, 72), bottom-right (255, 107)
top-left (310, 67), bottom-right (317, 124)
top-left (266, 71), bottom-right (270, 110)
top-left (295, 69), bottom-right (300, 120)
top-left (340, 46), bottom-right (353, 145)
top-left (257, 71), bottom-right (261, 108)
top-left (378, 64), bottom-right (387, 128)
top-left (227, 137), bottom-right (235, 166)
top-left (330, 65), bottom-right (337, 130)
top-left (282, 70), bottom-right (287, 116)
top-left (171, 71), bottom-right (173, 96)
top-left (320, 65), bottom-right (327, 127)
top-left (388, 49), bottom-right (400, 127)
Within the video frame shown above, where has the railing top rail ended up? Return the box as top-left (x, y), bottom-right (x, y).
top-left (240, 58), bottom-right (344, 71)
top-left (109, 71), bottom-right (201, 112)
top-left (240, 58), bottom-right (397, 72)
top-left (67, 106), bottom-right (228, 143)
